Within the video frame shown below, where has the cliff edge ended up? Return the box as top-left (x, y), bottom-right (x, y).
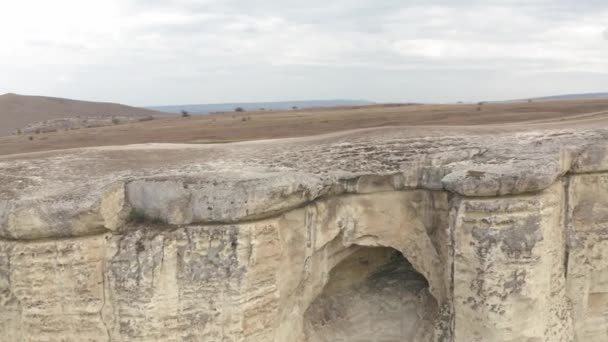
top-left (2, 126), bottom-right (608, 341)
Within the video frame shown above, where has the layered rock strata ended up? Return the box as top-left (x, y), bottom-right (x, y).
top-left (2, 126), bottom-right (608, 341)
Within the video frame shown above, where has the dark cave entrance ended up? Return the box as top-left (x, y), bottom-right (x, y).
top-left (304, 247), bottom-right (437, 341)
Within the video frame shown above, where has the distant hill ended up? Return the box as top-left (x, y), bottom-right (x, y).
top-left (0, 93), bottom-right (167, 136)
top-left (531, 92), bottom-right (608, 101)
top-left (148, 99), bottom-right (375, 114)
top-left (504, 92), bottom-right (608, 103)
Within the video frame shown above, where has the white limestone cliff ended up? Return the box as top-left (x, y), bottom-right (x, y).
top-left (2, 126), bottom-right (608, 341)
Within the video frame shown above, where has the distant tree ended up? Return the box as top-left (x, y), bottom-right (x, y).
top-left (528, 99), bottom-right (533, 103)
top-left (235, 107), bottom-right (245, 112)
top-left (292, 106), bottom-right (298, 110)
top-left (112, 117), bottom-right (121, 125)
top-left (181, 110), bottom-right (190, 118)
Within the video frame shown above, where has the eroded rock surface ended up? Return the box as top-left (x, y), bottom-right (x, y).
top-left (304, 248), bottom-right (437, 342)
top-left (3, 126), bottom-right (608, 341)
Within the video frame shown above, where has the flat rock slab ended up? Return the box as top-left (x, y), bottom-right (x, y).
top-left (2, 126), bottom-right (608, 240)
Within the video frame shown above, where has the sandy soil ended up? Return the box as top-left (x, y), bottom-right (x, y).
top-left (1, 99), bottom-right (608, 156)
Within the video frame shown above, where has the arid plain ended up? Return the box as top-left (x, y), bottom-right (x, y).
top-left (2, 95), bottom-right (608, 156)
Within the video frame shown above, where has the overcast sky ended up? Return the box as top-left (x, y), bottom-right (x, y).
top-left (1, 0), bottom-right (607, 106)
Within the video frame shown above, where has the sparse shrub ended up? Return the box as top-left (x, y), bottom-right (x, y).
top-left (138, 116), bottom-right (154, 122)
top-left (112, 117), bottom-right (121, 125)
top-left (235, 107), bottom-right (245, 112)
top-left (127, 208), bottom-right (164, 225)
top-left (35, 129), bottom-right (41, 134)
top-left (528, 99), bottom-right (533, 103)
top-left (181, 110), bottom-right (190, 118)
top-left (128, 208), bottom-right (146, 223)
top-left (28, 136), bottom-right (33, 141)
top-left (16, 129), bottom-right (22, 135)
top-left (292, 106), bottom-right (298, 110)
top-left (476, 106), bottom-right (482, 111)
top-left (241, 117), bottom-right (247, 122)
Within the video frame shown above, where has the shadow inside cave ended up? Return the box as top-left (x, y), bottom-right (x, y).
top-left (304, 247), bottom-right (437, 342)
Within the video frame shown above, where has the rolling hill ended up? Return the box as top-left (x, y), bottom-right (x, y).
top-left (0, 93), bottom-right (167, 136)
top-left (502, 92), bottom-right (608, 103)
top-left (531, 92), bottom-right (608, 101)
top-left (3, 98), bottom-right (608, 156)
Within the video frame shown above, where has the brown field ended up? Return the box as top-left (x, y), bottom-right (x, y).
top-left (2, 99), bottom-right (608, 156)
top-left (0, 93), bottom-right (167, 136)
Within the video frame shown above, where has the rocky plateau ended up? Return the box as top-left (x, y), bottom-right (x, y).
top-left (2, 125), bottom-right (608, 341)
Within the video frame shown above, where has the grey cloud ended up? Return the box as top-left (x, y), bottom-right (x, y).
top-left (3, 0), bottom-right (608, 105)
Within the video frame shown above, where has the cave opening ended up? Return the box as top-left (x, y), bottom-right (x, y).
top-left (304, 246), bottom-right (437, 342)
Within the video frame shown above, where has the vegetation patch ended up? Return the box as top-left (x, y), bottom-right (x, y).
top-left (127, 208), bottom-right (165, 225)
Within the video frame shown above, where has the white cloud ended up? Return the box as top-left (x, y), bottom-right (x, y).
top-left (1, 0), bottom-right (607, 104)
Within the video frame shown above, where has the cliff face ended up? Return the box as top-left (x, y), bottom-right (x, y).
top-left (2, 127), bottom-right (608, 341)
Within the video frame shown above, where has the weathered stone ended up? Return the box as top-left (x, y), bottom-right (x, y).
top-left (2, 127), bottom-right (608, 341)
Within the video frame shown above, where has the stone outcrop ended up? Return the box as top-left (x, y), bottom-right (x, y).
top-left (3, 126), bottom-right (608, 341)
top-left (15, 116), bottom-right (155, 135)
